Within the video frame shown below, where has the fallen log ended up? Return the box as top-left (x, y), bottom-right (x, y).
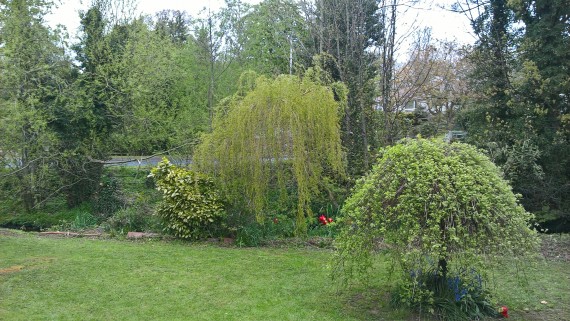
top-left (127, 232), bottom-right (161, 239)
top-left (38, 231), bottom-right (102, 237)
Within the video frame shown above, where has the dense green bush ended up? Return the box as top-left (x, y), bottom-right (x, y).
top-left (51, 209), bottom-right (99, 231)
top-left (232, 213), bottom-right (297, 247)
top-left (0, 201), bottom-right (92, 231)
top-left (102, 167), bottom-right (162, 234)
top-left (92, 174), bottom-right (125, 219)
top-left (105, 203), bottom-right (161, 235)
top-left (150, 159), bottom-right (226, 240)
top-left (334, 138), bottom-right (539, 319)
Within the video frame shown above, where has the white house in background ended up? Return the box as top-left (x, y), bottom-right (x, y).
top-left (373, 97), bottom-right (451, 114)
top-left (402, 99), bottom-right (429, 113)
top-left (373, 97), bottom-right (448, 114)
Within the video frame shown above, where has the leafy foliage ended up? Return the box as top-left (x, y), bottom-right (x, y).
top-left (101, 166), bottom-right (162, 234)
top-left (150, 158), bottom-right (225, 240)
top-left (458, 0), bottom-right (570, 225)
top-left (50, 210), bottom-right (100, 232)
top-left (104, 205), bottom-right (161, 235)
top-left (0, 201), bottom-right (91, 231)
top-left (234, 216), bottom-right (296, 247)
top-left (194, 71), bottom-right (346, 234)
top-left (91, 174), bottom-right (125, 219)
top-left (392, 266), bottom-right (496, 320)
top-left (0, 0), bottom-right (70, 211)
top-left (334, 138), bottom-right (539, 317)
top-left (239, 0), bottom-right (311, 75)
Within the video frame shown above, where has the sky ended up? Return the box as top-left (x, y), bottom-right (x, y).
top-left (46, 0), bottom-right (475, 50)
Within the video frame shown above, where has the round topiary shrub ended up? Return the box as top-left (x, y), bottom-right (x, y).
top-left (149, 158), bottom-right (226, 240)
top-left (334, 138), bottom-right (539, 319)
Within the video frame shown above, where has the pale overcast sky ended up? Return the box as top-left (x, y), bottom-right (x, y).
top-left (46, 0), bottom-right (475, 48)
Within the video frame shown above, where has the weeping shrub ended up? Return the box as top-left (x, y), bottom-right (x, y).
top-left (149, 159), bottom-right (225, 240)
top-left (194, 71), bottom-right (346, 234)
top-left (334, 138), bottom-right (539, 319)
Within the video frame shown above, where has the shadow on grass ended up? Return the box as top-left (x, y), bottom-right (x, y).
top-left (334, 286), bottom-right (418, 321)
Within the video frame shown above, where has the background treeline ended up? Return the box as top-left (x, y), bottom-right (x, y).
top-left (0, 0), bottom-right (568, 231)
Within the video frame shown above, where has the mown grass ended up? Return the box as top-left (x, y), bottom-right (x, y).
top-left (0, 231), bottom-right (401, 321)
top-left (1, 231), bottom-right (569, 320)
top-left (489, 234), bottom-right (570, 320)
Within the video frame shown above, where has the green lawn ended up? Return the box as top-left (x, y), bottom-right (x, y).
top-left (1, 230), bottom-right (569, 320)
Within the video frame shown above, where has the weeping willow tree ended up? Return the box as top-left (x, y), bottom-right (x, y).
top-left (194, 70), bottom-right (347, 234)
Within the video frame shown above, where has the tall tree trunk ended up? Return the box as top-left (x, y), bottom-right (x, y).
top-left (381, 0), bottom-right (397, 145)
top-left (208, 15), bottom-right (215, 129)
top-left (359, 97), bottom-right (369, 168)
top-left (438, 217), bottom-right (448, 279)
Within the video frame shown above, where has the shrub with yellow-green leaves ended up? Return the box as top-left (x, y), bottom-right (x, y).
top-left (149, 159), bottom-right (225, 240)
top-left (334, 138), bottom-right (539, 319)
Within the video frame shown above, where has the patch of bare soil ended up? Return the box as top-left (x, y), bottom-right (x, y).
top-left (540, 234), bottom-right (570, 262)
top-left (516, 308), bottom-right (570, 321)
top-left (0, 265), bottom-right (24, 274)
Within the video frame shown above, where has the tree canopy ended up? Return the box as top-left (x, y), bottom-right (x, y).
top-left (335, 138), bottom-right (538, 276)
top-left (458, 0), bottom-right (570, 225)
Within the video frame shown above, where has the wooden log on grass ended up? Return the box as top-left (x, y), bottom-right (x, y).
top-left (38, 231), bottom-right (102, 237)
top-left (126, 232), bottom-right (161, 239)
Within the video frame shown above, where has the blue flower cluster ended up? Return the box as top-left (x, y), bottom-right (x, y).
top-left (447, 276), bottom-right (468, 302)
top-left (447, 268), bottom-right (484, 302)
top-left (409, 266), bottom-right (484, 302)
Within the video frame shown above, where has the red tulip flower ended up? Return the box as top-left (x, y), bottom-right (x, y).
top-left (318, 215), bottom-right (328, 225)
top-left (328, 217), bottom-right (334, 223)
top-left (499, 306), bottom-right (509, 318)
